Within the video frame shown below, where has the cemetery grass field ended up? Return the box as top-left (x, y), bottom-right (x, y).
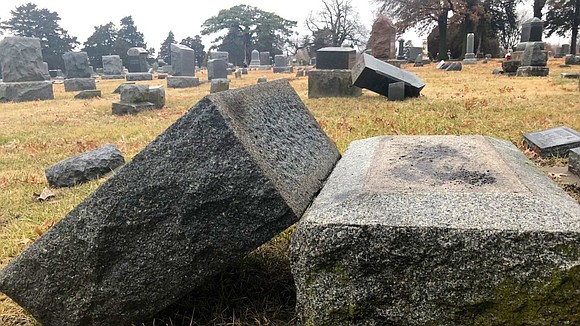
top-left (0, 60), bottom-right (579, 325)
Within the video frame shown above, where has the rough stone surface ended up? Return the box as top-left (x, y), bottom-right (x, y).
top-left (210, 78), bottom-right (230, 93)
top-left (148, 86), bottom-right (165, 109)
top-left (565, 55), bottom-right (580, 65)
top-left (316, 47), bottom-right (356, 70)
top-left (208, 59), bottom-right (227, 80)
top-left (209, 51), bottom-right (229, 62)
top-left (0, 81), bottom-right (54, 102)
top-left (167, 76), bottom-right (200, 88)
top-left (290, 135), bottom-right (580, 326)
top-left (351, 53), bottom-right (425, 98)
top-left (64, 78), bottom-right (97, 92)
top-left (308, 69), bottom-right (362, 98)
top-left (0, 37), bottom-right (47, 82)
top-left (521, 43), bottom-right (547, 66)
top-left (126, 47), bottom-right (149, 73)
top-left (259, 52), bottom-right (271, 65)
top-left (120, 84), bottom-right (149, 103)
top-left (170, 44), bottom-right (195, 76)
top-left (101, 74), bottom-right (125, 80)
top-left (62, 52), bottom-right (92, 78)
top-left (102, 55), bottom-right (123, 75)
top-left (113, 82), bottom-right (135, 94)
top-left (367, 15), bottom-right (397, 61)
top-left (126, 73), bottom-right (153, 81)
top-left (0, 79), bottom-right (340, 325)
top-left (45, 144), bottom-right (125, 188)
top-left (257, 76), bottom-right (267, 83)
top-left (502, 60), bottom-right (520, 73)
top-left (523, 125), bottom-right (580, 157)
top-left (112, 102), bottom-right (156, 115)
top-left (516, 66), bottom-right (549, 77)
top-left (569, 147), bottom-right (580, 176)
top-left (74, 90), bottom-right (101, 99)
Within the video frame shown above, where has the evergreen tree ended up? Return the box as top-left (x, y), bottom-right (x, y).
top-left (159, 31), bottom-right (176, 64)
top-left (545, 0), bottom-right (580, 54)
top-left (181, 36), bottom-right (206, 67)
top-left (1, 3), bottom-right (78, 69)
top-left (115, 16), bottom-right (147, 66)
top-left (82, 22), bottom-right (117, 68)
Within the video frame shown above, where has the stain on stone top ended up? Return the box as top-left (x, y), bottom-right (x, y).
top-left (365, 135), bottom-right (531, 194)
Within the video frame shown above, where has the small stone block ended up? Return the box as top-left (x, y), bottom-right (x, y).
top-left (120, 84), bottom-right (149, 103)
top-left (148, 86), bottom-right (165, 109)
top-left (112, 101), bottom-right (156, 115)
top-left (523, 126), bottom-right (580, 157)
top-left (308, 70), bottom-right (362, 98)
top-left (125, 73), bottom-right (153, 81)
top-left (210, 78), bottom-right (230, 93)
top-left (387, 82), bottom-right (405, 101)
top-left (64, 78), bottom-right (96, 92)
top-left (290, 135), bottom-right (580, 325)
top-left (113, 82), bottom-right (135, 94)
top-left (516, 66), bottom-right (549, 77)
top-left (167, 76), bottom-right (200, 88)
top-left (316, 47), bottom-right (356, 69)
top-left (569, 147), bottom-right (580, 176)
top-left (0, 81), bottom-right (54, 102)
top-left (101, 75), bottom-right (125, 80)
top-left (74, 90), bottom-right (101, 99)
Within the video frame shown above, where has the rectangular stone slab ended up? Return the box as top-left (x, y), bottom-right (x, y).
top-left (0, 79), bottom-right (340, 325)
top-left (352, 53), bottom-right (425, 97)
top-left (290, 135), bottom-right (580, 326)
top-left (316, 47), bottom-right (356, 69)
top-left (523, 125), bottom-right (580, 157)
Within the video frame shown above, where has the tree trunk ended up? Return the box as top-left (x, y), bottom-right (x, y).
top-left (534, 0), bottom-right (547, 18)
top-left (437, 12), bottom-right (449, 61)
top-left (572, 0), bottom-right (580, 54)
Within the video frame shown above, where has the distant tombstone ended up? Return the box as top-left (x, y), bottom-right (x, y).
top-left (170, 44), bottom-right (195, 76)
top-left (0, 36), bottom-right (54, 102)
top-left (126, 47), bottom-right (149, 73)
top-left (167, 76), bottom-right (199, 88)
top-left (316, 47), bottom-right (356, 69)
top-left (561, 44), bottom-right (571, 56)
top-left (463, 33), bottom-right (477, 64)
top-left (209, 51), bottom-right (229, 62)
top-left (569, 147), bottom-right (580, 176)
top-left (446, 62), bottom-right (462, 71)
top-left (210, 78), bottom-right (230, 93)
top-left (62, 52), bottom-right (92, 78)
top-left (352, 53), bottom-right (425, 98)
top-left (368, 15), bottom-right (397, 61)
top-left (414, 53), bottom-right (424, 67)
top-left (74, 90), bottom-right (101, 99)
top-left (207, 59), bottom-right (227, 80)
top-left (249, 49), bottom-right (261, 67)
top-left (310, 57), bottom-right (317, 66)
top-left (422, 38), bottom-right (429, 61)
top-left (523, 126), bottom-right (580, 157)
top-left (257, 76), bottom-right (267, 83)
top-left (436, 60), bottom-right (446, 69)
top-left (259, 52), bottom-right (271, 66)
top-left (407, 47), bottom-right (423, 63)
top-left (234, 70), bottom-right (242, 79)
top-left (528, 17), bottom-right (544, 42)
top-left (125, 73), bottom-right (153, 81)
top-left (273, 55), bottom-right (293, 73)
top-left (295, 48), bottom-right (310, 65)
top-left (112, 84), bottom-right (159, 115)
top-left (64, 78), bottom-right (97, 92)
top-left (102, 55), bottom-right (124, 79)
top-left (516, 42), bottom-right (549, 76)
top-left (241, 68), bottom-right (248, 75)
top-left (396, 39), bottom-right (405, 60)
top-left (387, 82), bottom-right (405, 101)
top-left (565, 54), bottom-right (580, 65)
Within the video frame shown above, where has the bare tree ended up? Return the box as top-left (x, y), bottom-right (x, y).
top-left (305, 0), bottom-right (368, 51)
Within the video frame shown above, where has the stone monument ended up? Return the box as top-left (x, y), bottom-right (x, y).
top-left (112, 84), bottom-right (165, 115)
top-left (126, 47), bottom-right (152, 81)
top-left (209, 51), bottom-right (229, 62)
top-left (208, 59), bottom-right (228, 80)
top-left (308, 47), bottom-right (360, 98)
top-left (102, 55), bottom-right (124, 79)
top-left (273, 54), bottom-right (293, 73)
top-left (463, 33), bottom-right (477, 64)
top-left (167, 44), bottom-right (199, 89)
top-left (248, 49), bottom-right (261, 68)
top-left (367, 15), bottom-right (397, 61)
top-left (0, 36), bottom-right (54, 102)
top-left (396, 39), bottom-right (406, 60)
top-left (509, 17), bottom-right (550, 77)
top-left (62, 52), bottom-right (96, 92)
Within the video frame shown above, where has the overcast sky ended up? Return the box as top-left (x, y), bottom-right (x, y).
top-left (0, 0), bottom-right (430, 51)
top-left (0, 0), bottom-right (570, 52)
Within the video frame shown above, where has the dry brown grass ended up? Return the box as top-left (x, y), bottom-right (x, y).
top-left (0, 58), bottom-right (579, 325)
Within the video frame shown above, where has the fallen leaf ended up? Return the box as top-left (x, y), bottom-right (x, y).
top-left (549, 172), bottom-right (567, 179)
top-left (33, 187), bottom-right (55, 201)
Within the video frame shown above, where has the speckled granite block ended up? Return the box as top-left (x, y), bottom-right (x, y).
top-left (291, 135), bottom-right (580, 326)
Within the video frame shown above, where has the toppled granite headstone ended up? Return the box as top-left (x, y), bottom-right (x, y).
top-left (291, 135), bottom-right (580, 325)
top-left (316, 47), bottom-right (356, 69)
top-left (445, 62), bottom-right (462, 71)
top-left (74, 90), bottom-right (101, 99)
top-left (0, 79), bottom-right (339, 326)
top-left (308, 70), bottom-right (362, 98)
top-left (112, 84), bottom-right (163, 115)
top-left (45, 144), bottom-right (125, 187)
top-left (113, 82), bottom-right (135, 94)
top-left (351, 53), bottom-right (425, 98)
top-left (148, 86), bottom-right (165, 109)
top-left (523, 125), bottom-right (580, 157)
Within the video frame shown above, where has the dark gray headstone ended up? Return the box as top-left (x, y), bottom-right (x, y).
top-left (561, 44), bottom-right (571, 55)
top-left (103, 55), bottom-right (123, 75)
top-left (257, 76), bottom-right (267, 83)
top-left (414, 53), bottom-right (424, 67)
top-left (445, 62), bottom-right (462, 71)
top-left (64, 78), bottom-right (96, 92)
top-left (148, 85), bottom-right (165, 109)
top-left (521, 42), bottom-right (546, 66)
top-left (523, 126), bottom-right (580, 157)
top-left (210, 78), bottom-right (230, 93)
top-left (209, 51), bottom-right (229, 62)
top-left (0, 79), bottom-right (339, 325)
top-left (208, 59), bottom-right (227, 80)
top-left (0, 37), bottom-right (47, 82)
top-left (167, 76), bottom-right (200, 88)
top-left (74, 90), bottom-right (101, 99)
top-left (387, 82), bottom-right (405, 101)
top-left (407, 47), bottom-right (422, 63)
top-left (126, 47), bottom-right (149, 73)
top-left (352, 53), bottom-right (425, 98)
top-left (528, 17), bottom-right (544, 42)
top-left (396, 39), bottom-right (405, 60)
top-left (45, 144), bottom-right (125, 188)
top-left (259, 52), bottom-right (271, 65)
top-left (569, 147), bottom-right (580, 176)
top-left (170, 44), bottom-right (195, 76)
top-left (62, 52), bottom-right (92, 78)
top-left (316, 47), bottom-right (356, 69)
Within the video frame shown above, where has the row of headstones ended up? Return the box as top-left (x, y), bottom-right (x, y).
top-left (308, 47), bottom-right (425, 101)
top-left (3, 79), bottom-right (580, 325)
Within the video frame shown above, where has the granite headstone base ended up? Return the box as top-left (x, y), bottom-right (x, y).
top-left (0, 79), bottom-right (339, 325)
top-left (308, 70), bottom-right (362, 99)
top-left (0, 81), bottom-right (54, 102)
top-left (565, 55), bottom-right (580, 65)
top-left (210, 78), bottom-right (230, 93)
top-left (523, 126), bottom-right (580, 157)
top-left (569, 147), bottom-right (580, 176)
top-left (291, 135), bottom-right (580, 325)
top-left (112, 102), bottom-right (156, 115)
top-left (516, 66), bottom-right (549, 77)
top-left (45, 144), bottom-right (125, 188)
top-left (101, 75), bottom-right (125, 80)
top-left (126, 73), bottom-right (153, 81)
top-left (148, 86), bottom-right (165, 109)
top-left (167, 76), bottom-right (200, 88)
top-left (64, 78), bottom-right (96, 92)
top-left (273, 66), bottom-right (294, 73)
top-left (74, 90), bottom-right (101, 99)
